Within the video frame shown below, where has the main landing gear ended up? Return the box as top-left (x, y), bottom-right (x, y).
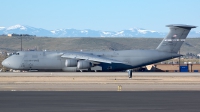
top-left (128, 69), bottom-right (132, 78)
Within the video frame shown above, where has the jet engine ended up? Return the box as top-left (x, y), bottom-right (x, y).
top-left (65, 59), bottom-right (77, 67)
top-left (77, 60), bottom-right (92, 69)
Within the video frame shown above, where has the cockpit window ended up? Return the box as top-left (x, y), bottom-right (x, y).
top-left (12, 52), bottom-right (20, 55)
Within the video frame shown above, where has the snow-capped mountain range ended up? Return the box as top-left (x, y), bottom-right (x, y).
top-left (0, 24), bottom-right (199, 37)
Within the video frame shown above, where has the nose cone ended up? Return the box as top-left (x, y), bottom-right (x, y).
top-left (2, 57), bottom-right (22, 69)
top-left (2, 59), bottom-right (10, 68)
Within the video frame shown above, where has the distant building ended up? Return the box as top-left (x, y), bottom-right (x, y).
top-left (7, 34), bottom-right (12, 37)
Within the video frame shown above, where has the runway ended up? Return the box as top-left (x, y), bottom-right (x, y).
top-left (1, 72), bottom-right (200, 112)
top-left (1, 91), bottom-right (200, 112)
top-left (0, 72), bottom-right (200, 91)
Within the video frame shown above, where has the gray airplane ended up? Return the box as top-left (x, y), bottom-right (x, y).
top-left (2, 24), bottom-right (197, 77)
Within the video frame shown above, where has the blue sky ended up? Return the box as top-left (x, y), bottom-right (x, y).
top-left (0, 0), bottom-right (200, 32)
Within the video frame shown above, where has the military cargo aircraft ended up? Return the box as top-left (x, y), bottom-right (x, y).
top-left (2, 24), bottom-right (196, 78)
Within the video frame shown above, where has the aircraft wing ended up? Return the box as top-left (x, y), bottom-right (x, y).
top-left (61, 52), bottom-right (126, 64)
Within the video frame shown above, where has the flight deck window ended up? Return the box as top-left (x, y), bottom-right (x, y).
top-left (12, 53), bottom-right (20, 55)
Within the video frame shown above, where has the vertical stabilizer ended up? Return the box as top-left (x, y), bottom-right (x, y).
top-left (156, 24), bottom-right (196, 53)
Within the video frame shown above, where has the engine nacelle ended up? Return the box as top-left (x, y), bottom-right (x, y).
top-left (77, 60), bottom-right (92, 69)
top-left (65, 59), bottom-right (77, 67)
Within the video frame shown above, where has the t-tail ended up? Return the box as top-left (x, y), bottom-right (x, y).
top-left (156, 24), bottom-right (197, 53)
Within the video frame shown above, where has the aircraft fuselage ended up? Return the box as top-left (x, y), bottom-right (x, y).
top-left (2, 50), bottom-right (180, 72)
